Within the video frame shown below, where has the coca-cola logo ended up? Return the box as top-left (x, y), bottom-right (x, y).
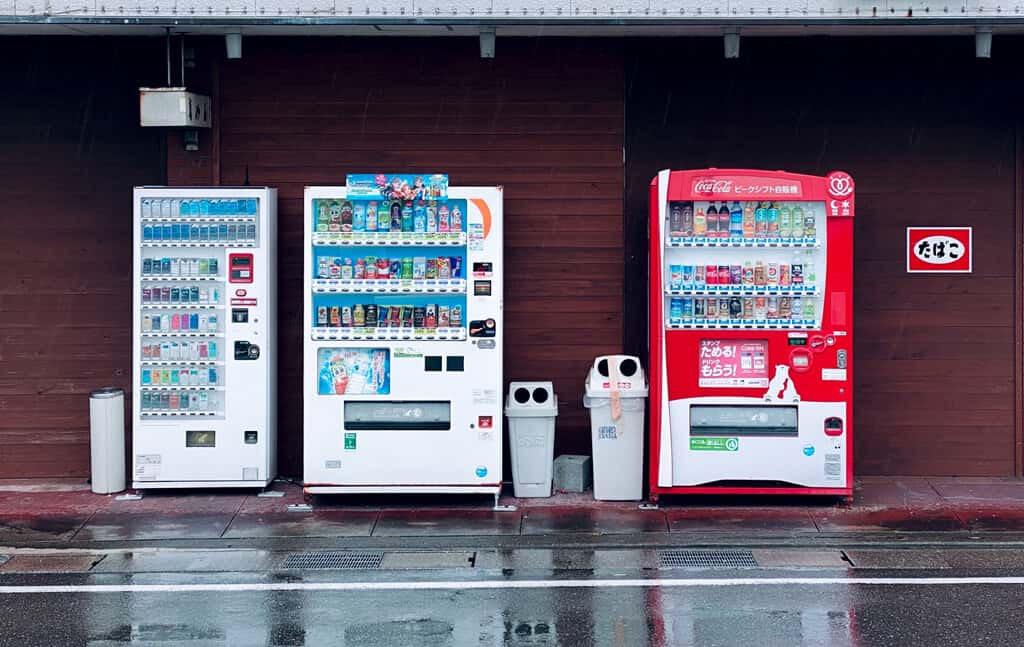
top-left (827, 172), bottom-right (854, 198)
top-left (694, 179), bottom-right (733, 194)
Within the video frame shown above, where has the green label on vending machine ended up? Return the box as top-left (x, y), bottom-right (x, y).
top-left (344, 433), bottom-right (357, 450)
top-left (690, 437), bottom-right (739, 452)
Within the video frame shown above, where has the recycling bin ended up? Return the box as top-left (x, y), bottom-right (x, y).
top-left (584, 356), bottom-right (648, 500)
top-left (89, 387), bottom-right (126, 494)
top-left (505, 382), bottom-right (558, 497)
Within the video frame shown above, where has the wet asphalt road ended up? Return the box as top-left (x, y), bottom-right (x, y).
top-left (1, 564), bottom-right (1023, 646)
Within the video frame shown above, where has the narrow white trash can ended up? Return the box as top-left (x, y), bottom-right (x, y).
top-left (584, 356), bottom-right (648, 501)
top-left (89, 387), bottom-right (126, 494)
top-left (505, 382), bottom-right (558, 497)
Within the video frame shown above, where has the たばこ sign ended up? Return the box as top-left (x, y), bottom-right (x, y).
top-left (906, 227), bottom-right (972, 273)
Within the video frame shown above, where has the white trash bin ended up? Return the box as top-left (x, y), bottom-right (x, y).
top-left (89, 387), bottom-right (126, 494)
top-left (505, 382), bottom-right (558, 498)
top-left (584, 356), bottom-right (648, 501)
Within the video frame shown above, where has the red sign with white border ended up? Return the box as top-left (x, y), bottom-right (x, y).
top-left (906, 227), bottom-right (972, 273)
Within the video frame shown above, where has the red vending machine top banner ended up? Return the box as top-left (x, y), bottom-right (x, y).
top-left (666, 169), bottom-right (855, 218)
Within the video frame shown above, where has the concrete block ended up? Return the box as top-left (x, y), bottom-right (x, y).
top-left (553, 454), bottom-right (592, 493)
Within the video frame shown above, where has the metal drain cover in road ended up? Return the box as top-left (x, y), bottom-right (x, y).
top-left (283, 551), bottom-right (384, 570)
top-left (659, 549), bottom-right (759, 569)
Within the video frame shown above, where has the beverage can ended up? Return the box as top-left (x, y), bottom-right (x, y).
top-left (779, 297), bottom-right (792, 319)
top-left (730, 265), bottom-right (742, 285)
top-left (438, 305), bottom-right (450, 327)
top-left (450, 305), bottom-right (463, 328)
top-left (669, 264), bottom-right (683, 290)
top-left (754, 261), bottom-right (766, 287)
top-left (142, 287), bottom-right (152, 303)
top-left (390, 259), bottom-right (402, 279)
top-left (767, 296), bottom-right (780, 319)
top-left (317, 306), bottom-right (328, 326)
top-left (694, 265), bottom-right (706, 288)
top-left (450, 256), bottom-right (462, 279)
top-left (402, 257), bottom-right (414, 280)
top-left (706, 298), bottom-right (719, 319)
top-left (425, 258), bottom-right (437, 280)
top-left (425, 304), bottom-right (437, 328)
top-left (340, 306), bottom-right (352, 328)
top-left (767, 262), bottom-right (779, 286)
top-left (742, 297), bottom-right (754, 319)
top-left (143, 258), bottom-right (152, 275)
top-left (365, 304), bottom-right (378, 328)
top-left (681, 297), bottom-right (694, 319)
top-left (755, 297), bottom-right (767, 319)
top-left (779, 263), bottom-right (791, 287)
top-left (694, 297), bottom-right (706, 318)
top-left (719, 298), bottom-right (730, 318)
top-left (376, 258), bottom-right (390, 279)
top-left (680, 265), bottom-right (695, 289)
top-left (219, 224), bottom-right (229, 240)
top-left (353, 304), bottom-right (365, 327)
top-left (191, 286), bottom-right (200, 303)
top-left (328, 306), bottom-right (340, 327)
top-left (669, 297), bottom-right (683, 321)
top-left (401, 306), bottom-right (414, 328)
top-left (227, 224), bottom-right (237, 241)
top-left (728, 296), bottom-right (742, 318)
top-left (354, 259), bottom-right (366, 280)
top-left (791, 263), bottom-right (804, 285)
top-left (742, 262), bottom-right (754, 286)
top-left (705, 265), bottom-right (718, 286)
top-left (142, 314), bottom-right (152, 332)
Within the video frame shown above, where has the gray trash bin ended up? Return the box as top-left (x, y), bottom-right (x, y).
top-left (505, 382), bottom-right (558, 498)
top-left (89, 387), bottom-right (125, 494)
top-left (584, 356), bottom-right (648, 501)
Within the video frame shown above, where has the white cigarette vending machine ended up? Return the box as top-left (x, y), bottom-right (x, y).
top-left (303, 180), bottom-right (503, 502)
top-left (132, 187), bottom-right (277, 488)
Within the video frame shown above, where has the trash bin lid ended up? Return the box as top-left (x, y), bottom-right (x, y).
top-left (90, 387), bottom-right (124, 399)
top-left (585, 356), bottom-right (648, 398)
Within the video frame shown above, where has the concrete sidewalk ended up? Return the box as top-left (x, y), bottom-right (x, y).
top-left (0, 476), bottom-right (1022, 547)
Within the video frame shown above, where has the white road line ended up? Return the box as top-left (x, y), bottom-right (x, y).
top-left (1, 577), bottom-right (1024, 594)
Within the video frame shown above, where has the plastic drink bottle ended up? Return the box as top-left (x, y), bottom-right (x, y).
top-left (704, 204), bottom-right (716, 236)
top-left (767, 202), bottom-right (780, 237)
top-left (681, 203), bottom-right (694, 237)
top-left (693, 208), bottom-right (707, 236)
top-left (729, 202), bottom-right (743, 238)
top-left (791, 203), bottom-right (805, 237)
top-left (779, 203), bottom-right (792, 238)
top-left (755, 202), bottom-right (768, 236)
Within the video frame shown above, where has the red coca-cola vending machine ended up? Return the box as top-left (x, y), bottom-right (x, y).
top-left (648, 169), bottom-right (854, 501)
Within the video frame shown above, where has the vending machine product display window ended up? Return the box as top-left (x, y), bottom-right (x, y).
top-left (648, 169), bottom-right (854, 501)
top-left (302, 179), bottom-right (504, 502)
top-left (132, 187), bottom-right (278, 488)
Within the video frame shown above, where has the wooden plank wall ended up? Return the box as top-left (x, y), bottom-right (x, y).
top-left (207, 38), bottom-right (626, 476)
top-left (625, 36), bottom-right (1020, 476)
top-left (0, 38), bottom-right (165, 477)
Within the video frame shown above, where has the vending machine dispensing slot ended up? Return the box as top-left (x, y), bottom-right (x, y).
top-left (689, 405), bottom-right (799, 437)
top-left (343, 401), bottom-right (452, 431)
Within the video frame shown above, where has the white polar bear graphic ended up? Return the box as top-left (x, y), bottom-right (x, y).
top-left (764, 365), bottom-right (800, 403)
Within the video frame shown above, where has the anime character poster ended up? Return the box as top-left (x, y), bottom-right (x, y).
top-left (345, 174), bottom-right (448, 201)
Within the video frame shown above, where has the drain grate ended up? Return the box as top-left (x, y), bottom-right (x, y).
top-left (282, 551), bottom-right (384, 570)
top-left (659, 549), bottom-right (759, 569)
